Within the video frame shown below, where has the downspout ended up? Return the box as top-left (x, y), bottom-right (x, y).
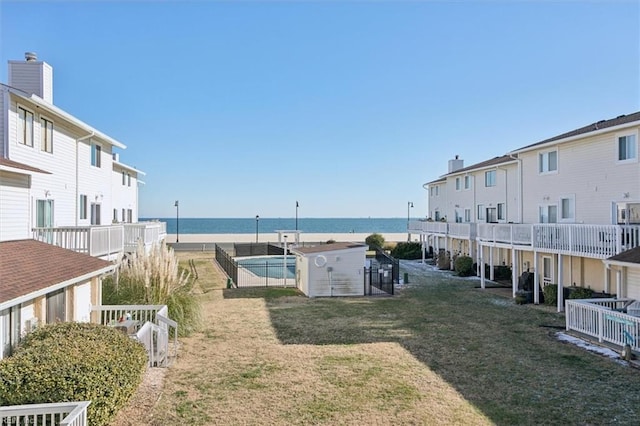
top-left (509, 154), bottom-right (523, 223)
top-left (76, 132), bottom-right (94, 226)
top-left (2, 89), bottom-right (9, 158)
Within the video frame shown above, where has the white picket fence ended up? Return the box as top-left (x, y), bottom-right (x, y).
top-left (0, 401), bottom-right (90, 426)
top-left (565, 298), bottom-right (640, 352)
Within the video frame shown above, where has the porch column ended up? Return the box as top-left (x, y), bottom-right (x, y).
top-left (480, 245), bottom-right (486, 289)
top-left (534, 251), bottom-right (540, 304)
top-left (616, 269), bottom-right (623, 297)
top-left (421, 234), bottom-right (426, 264)
top-left (557, 254), bottom-right (564, 312)
top-left (489, 246), bottom-right (494, 281)
top-left (512, 248), bottom-right (518, 298)
top-left (604, 265), bottom-right (610, 294)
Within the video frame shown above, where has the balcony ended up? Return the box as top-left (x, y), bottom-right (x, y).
top-left (0, 401), bottom-right (90, 426)
top-left (32, 221), bottom-right (166, 260)
top-left (477, 223), bottom-right (640, 259)
top-left (408, 220), bottom-right (476, 239)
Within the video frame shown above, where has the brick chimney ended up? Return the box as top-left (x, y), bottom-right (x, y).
top-left (8, 52), bottom-right (53, 103)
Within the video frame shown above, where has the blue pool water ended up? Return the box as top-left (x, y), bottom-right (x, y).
top-left (236, 256), bottom-right (296, 279)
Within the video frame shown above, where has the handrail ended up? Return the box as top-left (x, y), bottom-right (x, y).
top-left (0, 401), bottom-right (91, 426)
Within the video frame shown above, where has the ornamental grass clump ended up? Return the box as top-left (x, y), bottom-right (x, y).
top-left (0, 322), bottom-right (147, 426)
top-left (105, 241), bottom-right (202, 336)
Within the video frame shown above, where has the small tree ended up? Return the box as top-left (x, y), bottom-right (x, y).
top-left (365, 233), bottom-right (385, 249)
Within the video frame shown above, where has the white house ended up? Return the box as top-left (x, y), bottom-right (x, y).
top-left (416, 111), bottom-right (640, 311)
top-left (0, 52), bottom-right (164, 257)
top-left (292, 242), bottom-right (367, 297)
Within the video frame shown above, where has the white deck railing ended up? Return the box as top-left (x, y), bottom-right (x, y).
top-left (408, 221), bottom-right (475, 238)
top-left (475, 223), bottom-right (640, 258)
top-left (566, 298), bottom-right (640, 352)
top-left (0, 401), bottom-right (90, 426)
top-left (32, 221), bottom-right (166, 259)
top-left (92, 304), bottom-right (178, 367)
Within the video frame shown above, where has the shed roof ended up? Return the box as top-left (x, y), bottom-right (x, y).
top-left (606, 246), bottom-right (640, 265)
top-left (0, 239), bottom-right (114, 306)
top-left (0, 157), bottom-right (51, 174)
top-left (293, 242), bottom-right (366, 254)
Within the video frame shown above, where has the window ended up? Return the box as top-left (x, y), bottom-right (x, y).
top-left (464, 175), bottom-right (471, 190)
top-left (18, 106), bottom-right (34, 146)
top-left (464, 209), bottom-right (471, 222)
top-left (498, 203), bottom-right (506, 221)
top-left (487, 207), bottom-right (497, 223)
top-left (91, 144), bottom-right (101, 168)
top-left (90, 203), bottom-right (101, 225)
top-left (127, 209), bottom-right (133, 223)
top-left (434, 210), bottom-right (441, 221)
top-left (113, 209), bottom-right (118, 223)
top-left (618, 135), bottom-right (637, 161)
top-left (455, 209), bottom-right (462, 223)
top-left (122, 208), bottom-right (126, 222)
top-left (539, 150), bottom-right (558, 173)
top-left (40, 117), bottom-right (53, 153)
top-left (455, 177), bottom-right (461, 191)
top-left (36, 200), bottom-right (54, 228)
top-left (542, 256), bottom-right (553, 286)
top-left (560, 197), bottom-right (574, 221)
top-left (1, 306), bottom-right (21, 358)
top-left (477, 204), bottom-right (485, 221)
top-left (127, 173), bottom-right (131, 187)
top-left (485, 170), bottom-right (496, 187)
top-left (46, 289), bottom-right (66, 323)
top-left (122, 171), bottom-right (126, 185)
top-left (539, 205), bottom-right (558, 223)
top-left (79, 195), bottom-right (87, 220)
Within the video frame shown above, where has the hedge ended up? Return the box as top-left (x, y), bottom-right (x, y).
top-left (0, 322), bottom-right (148, 426)
top-left (390, 242), bottom-right (422, 259)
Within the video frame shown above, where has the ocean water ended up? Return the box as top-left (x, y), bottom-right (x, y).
top-left (143, 217), bottom-right (409, 234)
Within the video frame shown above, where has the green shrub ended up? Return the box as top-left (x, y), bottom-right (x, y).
top-left (543, 284), bottom-right (558, 306)
top-left (454, 256), bottom-right (474, 277)
top-left (365, 233), bottom-right (385, 249)
top-left (104, 241), bottom-right (202, 337)
top-left (494, 265), bottom-right (512, 281)
top-left (391, 242), bottom-right (422, 259)
top-left (569, 286), bottom-right (594, 299)
top-left (0, 322), bottom-right (147, 426)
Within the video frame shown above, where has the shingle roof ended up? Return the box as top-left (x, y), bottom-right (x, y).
top-left (607, 246), bottom-right (640, 265)
top-left (0, 239), bottom-right (114, 305)
top-left (0, 157), bottom-right (51, 174)
top-left (293, 242), bottom-right (366, 254)
top-left (515, 111), bottom-right (640, 152)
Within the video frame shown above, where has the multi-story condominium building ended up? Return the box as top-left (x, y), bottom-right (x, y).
top-left (0, 52), bottom-right (165, 359)
top-left (413, 112), bottom-right (640, 312)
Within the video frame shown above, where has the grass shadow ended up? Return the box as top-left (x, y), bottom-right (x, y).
top-left (223, 287), bottom-right (303, 300)
top-left (265, 262), bottom-right (640, 425)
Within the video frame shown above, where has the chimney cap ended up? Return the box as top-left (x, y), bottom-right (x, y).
top-left (25, 52), bottom-right (38, 62)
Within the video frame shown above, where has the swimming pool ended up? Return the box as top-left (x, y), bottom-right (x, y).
top-left (236, 256), bottom-right (296, 279)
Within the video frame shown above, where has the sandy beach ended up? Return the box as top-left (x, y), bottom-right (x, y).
top-left (167, 232), bottom-right (409, 244)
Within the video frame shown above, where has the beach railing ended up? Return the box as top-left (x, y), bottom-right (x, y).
top-left (566, 298), bottom-right (640, 352)
top-left (0, 401), bottom-right (90, 426)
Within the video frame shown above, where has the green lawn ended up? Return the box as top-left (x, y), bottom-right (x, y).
top-left (267, 262), bottom-right (640, 425)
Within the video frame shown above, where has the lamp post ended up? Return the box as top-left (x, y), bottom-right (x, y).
top-left (407, 201), bottom-right (414, 241)
top-left (295, 201), bottom-right (299, 231)
top-left (255, 215), bottom-right (259, 243)
top-left (283, 235), bottom-right (288, 288)
top-left (174, 200), bottom-right (179, 243)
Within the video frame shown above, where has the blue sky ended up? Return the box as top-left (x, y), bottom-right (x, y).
top-left (1, 1), bottom-right (638, 218)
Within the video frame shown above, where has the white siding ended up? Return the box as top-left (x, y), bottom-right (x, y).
top-left (303, 248), bottom-right (366, 297)
top-left (111, 164), bottom-right (140, 223)
top-left (0, 88), bottom-right (6, 156)
top-left (8, 60), bottom-right (53, 103)
top-left (0, 171), bottom-right (30, 241)
top-left (74, 281), bottom-right (92, 322)
top-left (627, 267), bottom-right (640, 300)
top-left (521, 127), bottom-right (640, 224)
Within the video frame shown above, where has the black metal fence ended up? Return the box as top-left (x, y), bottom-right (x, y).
top-left (215, 243), bottom-right (294, 288)
top-left (234, 243), bottom-right (284, 257)
top-left (215, 244), bottom-right (237, 286)
top-left (364, 266), bottom-right (395, 295)
top-left (372, 246), bottom-right (400, 284)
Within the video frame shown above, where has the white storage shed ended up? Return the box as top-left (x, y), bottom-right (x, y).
top-left (292, 242), bottom-right (367, 298)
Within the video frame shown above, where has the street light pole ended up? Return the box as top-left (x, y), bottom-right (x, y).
top-left (174, 200), bottom-right (179, 243)
top-left (255, 215), bottom-right (259, 243)
top-left (295, 201), bottom-right (299, 231)
top-left (407, 201), bottom-right (413, 241)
